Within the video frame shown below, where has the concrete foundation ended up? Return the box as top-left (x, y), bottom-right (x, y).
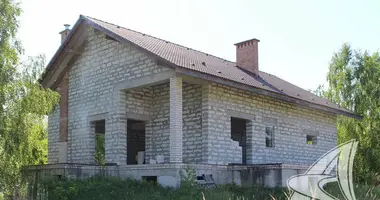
top-left (23, 163), bottom-right (309, 188)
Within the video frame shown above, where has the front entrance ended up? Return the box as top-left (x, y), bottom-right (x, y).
top-left (127, 119), bottom-right (146, 165)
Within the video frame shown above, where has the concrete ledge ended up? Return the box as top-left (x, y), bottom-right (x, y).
top-left (126, 112), bottom-right (151, 121)
top-left (22, 163), bottom-right (312, 188)
top-left (114, 70), bottom-right (176, 91)
top-left (87, 113), bottom-right (108, 122)
top-left (227, 110), bottom-right (255, 121)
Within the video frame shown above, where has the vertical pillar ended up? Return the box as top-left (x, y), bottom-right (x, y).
top-left (105, 90), bottom-right (127, 165)
top-left (246, 120), bottom-right (254, 164)
top-left (88, 121), bottom-right (96, 164)
top-left (201, 84), bottom-right (211, 163)
top-left (169, 77), bottom-right (183, 163)
top-left (58, 72), bottom-right (69, 163)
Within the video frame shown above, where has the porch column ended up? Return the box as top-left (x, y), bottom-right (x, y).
top-left (105, 90), bottom-right (127, 165)
top-left (201, 83), bottom-right (211, 163)
top-left (246, 120), bottom-right (254, 164)
top-left (169, 77), bottom-right (183, 163)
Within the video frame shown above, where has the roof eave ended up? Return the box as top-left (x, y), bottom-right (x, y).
top-left (39, 15), bottom-right (87, 88)
top-left (174, 67), bottom-right (362, 120)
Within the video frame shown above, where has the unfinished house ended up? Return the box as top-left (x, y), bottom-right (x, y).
top-left (25, 15), bottom-right (360, 188)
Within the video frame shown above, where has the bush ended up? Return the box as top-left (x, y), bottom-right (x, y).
top-left (38, 176), bottom-right (380, 200)
top-left (39, 176), bottom-right (289, 200)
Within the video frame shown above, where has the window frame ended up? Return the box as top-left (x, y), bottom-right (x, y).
top-left (265, 126), bottom-right (275, 148)
top-left (306, 135), bottom-right (317, 145)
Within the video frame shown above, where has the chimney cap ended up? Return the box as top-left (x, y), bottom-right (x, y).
top-left (64, 24), bottom-right (70, 30)
top-left (234, 38), bottom-right (260, 46)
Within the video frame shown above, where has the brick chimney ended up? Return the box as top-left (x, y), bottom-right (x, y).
top-left (59, 24), bottom-right (71, 44)
top-left (235, 38), bottom-right (260, 74)
top-left (58, 24), bottom-right (70, 163)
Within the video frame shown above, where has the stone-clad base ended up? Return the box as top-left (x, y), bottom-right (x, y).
top-left (23, 163), bottom-right (309, 188)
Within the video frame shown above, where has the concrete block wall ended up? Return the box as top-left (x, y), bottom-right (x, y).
top-left (47, 104), bottom-right (60, 163)
top-left (124, 82), bottom-right (203, 164)
top-left (48, 26), bottom-right (171, 164)
top-left (182, 82), bottom-right (202, 163)
top-left (105, 90), bottom-right (127, 165)
top-left (125, 87), bottom-right (152, 164)
top-left (169, 77), bottom-right (183, 163)
top-left (201, 84), bottom-right (243, 164)
top-left (203, 82), bottom-right (337, 165)
top-left (125, 87), bottom-right (153, 116)
top-left (146, 83), bottom-right (170, 162)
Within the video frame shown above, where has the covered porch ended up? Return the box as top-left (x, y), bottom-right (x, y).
top-left (79, 72), bottom-right (205, 166)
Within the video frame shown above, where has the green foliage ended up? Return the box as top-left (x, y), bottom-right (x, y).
top-left (95, 134), bottom-right (105, 166)
top-left (0, 1), bottom-right (60, 198)
top-left (0, 55), bottom-right (60, 198)
top-left (39, 176), bottom-right (380, 200)
top-left (178, 166), bottom-right (199, 199)
top-left (179, 166), bottom-right (197, 188)
top-left (39, 176), bottom-right (291, 200)
top-left (324, 182), bottom-right (380, 200)
top-left (318, 43), bottom-right (380, 183)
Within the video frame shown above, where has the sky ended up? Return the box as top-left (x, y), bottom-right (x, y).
top-left (17, 0), bottom-right (380, 91)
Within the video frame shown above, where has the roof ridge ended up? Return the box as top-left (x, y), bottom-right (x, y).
top-left (83, 15), bottom-right (236, 65)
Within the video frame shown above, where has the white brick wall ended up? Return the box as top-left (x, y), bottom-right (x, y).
top-left (126, 88), bottom-right (153, 116)
top-left (169, 77), bottom-right (183, 163)
top-left (124, 82), bottom-right (203, 164)
top-left (47, 26), bottom-right (337, 167)
top-left (203, 82), bottom-right (337, 165)
top-left (182, 83), bottom-right (202, 163)
top-left (146, 83), bottom-right (170, 162)
top-left (50, 27), bottom-right (171, 164)
top-left (105, 90), bottom-right (127, 165)
top-left (47, 104), bottom-right (60, 163)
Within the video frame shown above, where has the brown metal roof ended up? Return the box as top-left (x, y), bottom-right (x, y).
top-left (41, 15), bottom-right (359, 118)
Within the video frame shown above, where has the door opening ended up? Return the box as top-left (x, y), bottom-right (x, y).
top-left (127, 119), bottom-right (146, 165)
top-left (93, 120), bottom-right (105, 166)
top-left (231, 117), bottom-right (247, 164)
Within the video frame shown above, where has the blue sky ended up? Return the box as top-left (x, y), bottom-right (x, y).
top-left (17, 0), bottom-right (379, 91)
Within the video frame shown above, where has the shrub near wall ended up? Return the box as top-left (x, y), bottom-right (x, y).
top-left (40, 176), bottom-right (290, 200)
top-left (40, 176), bottom-right (380, 200)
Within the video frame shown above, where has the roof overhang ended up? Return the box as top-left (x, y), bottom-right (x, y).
top-left (173, 67), bottom-right (362, 120)
top-left (39, 16), bottom-right (89, 89)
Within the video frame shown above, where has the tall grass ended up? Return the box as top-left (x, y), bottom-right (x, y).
top-left (38, 176), bottom-right (379, 200)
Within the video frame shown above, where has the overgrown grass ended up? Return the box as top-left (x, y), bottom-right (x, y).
top-left (38, 176), bottom-right (379, 200)
top-left (323, 182), bottom-right (380, 200)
